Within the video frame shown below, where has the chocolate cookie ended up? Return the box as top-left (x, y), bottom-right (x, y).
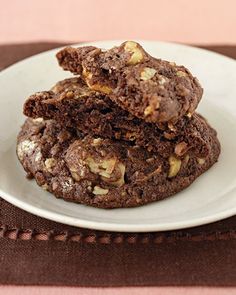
top-left (24, 78), bottom-right (209, 158)
top-left (17, 118), bottom-right (220, 209)
top-left (56, 41), bottom-right (203, 124)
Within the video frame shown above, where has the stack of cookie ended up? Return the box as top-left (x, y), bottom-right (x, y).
top-left (17, 41), bottom-right (220, 208)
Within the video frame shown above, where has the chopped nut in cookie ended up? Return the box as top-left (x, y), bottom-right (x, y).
top-left (183, 154), bottom-right (190, 164)
top-left (168, 155), bottom-right (182, 178)
top-left (45, 158), bottom-right (57, 173)
top-left (197, 158), bottom-right (205, 165)
top-left (68, 165), bottom-right (87, 182)
top-left (107, 162), bottom-right (125, 187)
top-left (176, 70), bottom-right (187, 77)
top-left (65, 138), bottom-right (126, 188)
top-left (89, 83), bottom-right (112, 94)
top-left (34, 151), bottom-right (42, 162)
top-left (175, 142), bottom-right (188, 156)
top-left (66, 91), bottom-right (74, 98)
top-left (140, 67), bottom-right (157, 81)
top-left (92, 138), bottom-right (103, 146)
top-left (86, 157), bottom-right (125, 187)
top-left (158, 75), bottom-right (168, 85)
top-left (144, 106), bottom-right (153, 116)
top-left (92, 186), bottom-right (109, 195)
top-left (167, 123), bottom-right (177, 132)
top-left (124, 41), bottom-right (144, 65)
top-left (82, 67), bottom-right (112, 94)
top-left (32, 118), bottom-right (44, 123)
top-left (186, 112), bottom-right (193, 118)
top-left (86, 157), bottom-right (117, 178)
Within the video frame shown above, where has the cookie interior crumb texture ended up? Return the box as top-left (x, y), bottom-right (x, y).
top-left (56, 41), bottom-right (203, 124)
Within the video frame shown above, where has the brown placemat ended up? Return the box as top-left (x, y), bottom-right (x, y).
top-left (0, 43), bottom-right (236, 287)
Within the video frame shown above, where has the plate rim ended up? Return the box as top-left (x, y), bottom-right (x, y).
top-left (0, 39), bottom-right (236, 232)
top-left (1, 187), bottom-right (236, 232)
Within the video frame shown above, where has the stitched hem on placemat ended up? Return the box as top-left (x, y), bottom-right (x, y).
top-left (0, 224), bottom-right (236, 243)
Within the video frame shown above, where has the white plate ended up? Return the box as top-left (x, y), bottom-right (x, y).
top-left (0, 40), bottom-right (236, 232)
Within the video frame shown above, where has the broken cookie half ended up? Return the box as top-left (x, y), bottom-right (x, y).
top-left (56, 41), bottom-right (203, 124)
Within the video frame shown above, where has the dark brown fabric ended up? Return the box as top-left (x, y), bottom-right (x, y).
top-left (0, 43), bottom-right (236, 286)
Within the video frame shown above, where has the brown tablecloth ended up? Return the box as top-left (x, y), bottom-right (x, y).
top-left (0, 43), bottom-right (236, 286)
